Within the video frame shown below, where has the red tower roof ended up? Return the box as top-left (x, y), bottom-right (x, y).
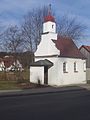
top-left (44, 14), bottom-right (55, 22)
top-left (44, 4), bottom-right (55, 22)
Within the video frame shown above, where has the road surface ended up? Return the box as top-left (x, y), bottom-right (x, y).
top-left (0, 90), bottom-right (90, 120)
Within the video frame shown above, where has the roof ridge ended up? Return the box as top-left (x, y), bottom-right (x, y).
top-left (79, 45), bottom-right (90, 53)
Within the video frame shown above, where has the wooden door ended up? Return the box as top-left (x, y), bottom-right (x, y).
top-left (44, 67), bottom-right (48, 85)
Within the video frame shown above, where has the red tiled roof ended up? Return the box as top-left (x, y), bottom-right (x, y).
top-left (55, 36), bottom-right (85, 59)
top-left (79, 45), bottom-right (90, 53)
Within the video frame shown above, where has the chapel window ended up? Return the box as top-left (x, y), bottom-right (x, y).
top-left (52, 25), bottom-right (54, 28)
top-left (74, 62), bottom-right (78, 72)
top-left (63, 62), bottom-right (68, 73)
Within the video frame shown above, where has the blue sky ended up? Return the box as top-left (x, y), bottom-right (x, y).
top-left (0, 0), bottom-right (90, 46)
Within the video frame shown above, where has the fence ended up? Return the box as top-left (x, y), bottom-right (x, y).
top-left (0, 69), bottom-right (29, 83)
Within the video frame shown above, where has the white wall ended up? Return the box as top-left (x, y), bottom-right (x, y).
top-left (43, 21), bottom-right (56, 33)
top-left (57, 58), bottom-right (86, 85)
top-left (35, 33), bottom-right (59, 56)
top-left (35, 57), bottom-right (86, 86)
top-left (30, 66), bottom-right (44, 84)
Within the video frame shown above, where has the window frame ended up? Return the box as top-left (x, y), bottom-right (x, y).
top-left (52, 24), bottom-right (54, 29)
top-left (74, 62), bottom-right (78, 72)
top-left (63, 62), bottom-right (68, 73)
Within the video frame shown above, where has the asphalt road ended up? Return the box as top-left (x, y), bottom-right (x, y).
top-left (0, 90), bottom-right (90, 120)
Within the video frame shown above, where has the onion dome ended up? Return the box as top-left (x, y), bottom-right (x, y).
top-left (44, 13), bottom-right (55, 22)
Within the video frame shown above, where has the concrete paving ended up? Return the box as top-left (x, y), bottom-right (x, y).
top-left (0, 84), bottom-right (90, 97)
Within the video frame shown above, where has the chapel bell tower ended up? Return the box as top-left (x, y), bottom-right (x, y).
top-left (43, 4), bottom-right (56, 33)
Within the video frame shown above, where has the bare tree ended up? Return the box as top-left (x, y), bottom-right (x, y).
top-left (21, 6), bottom-right (48, 52)
top-left (0, 21), bottom-right (4, 51)
top-left (1, 25), bottom-right (24, 69)
top-left (21, 11), bottom-right (34, 52)
top-left (57, 16), bottom-right (86, 41)
top-left (2, 25), bottom-right (23, 53)
top-left (21, 6), bottom-right (86, 52)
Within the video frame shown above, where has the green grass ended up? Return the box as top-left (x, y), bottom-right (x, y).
top-left (0, 69), bottom-right (30, 90)
top-left (0, 69), bottom-right (32, 90)
top-left (0, 81), bottom-right (19, 90)
top-left (0, 69), bottom-right (30, 81)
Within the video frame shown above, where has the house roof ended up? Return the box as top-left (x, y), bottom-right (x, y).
top-left (30, 59), bottom-right (53, 67)
top-left (3, 56), bottom-right (14, 68)
top-left (55, 36), bottom-right (85, 59)
top-left (79, 45), bottom-right (90, 53)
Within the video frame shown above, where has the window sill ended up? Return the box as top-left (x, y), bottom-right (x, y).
top-left (63, 71), bottom-right (68, 73)
top-left (74, 71), bottom-right (78, 73)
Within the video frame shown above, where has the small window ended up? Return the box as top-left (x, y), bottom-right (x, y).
top-left (52, 25), bottom-right (54, 28)
top-left (74, 62), bottom-right (78, 72)
top-left (83, 62), bottom-right (86, 72)
top-left (63, 62), bottom-right (68, 73)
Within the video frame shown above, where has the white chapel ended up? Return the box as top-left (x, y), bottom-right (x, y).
top-left (30, 8), bottom-right (86, 86)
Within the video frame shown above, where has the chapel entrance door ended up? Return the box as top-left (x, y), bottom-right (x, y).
top-left (44, 66), bottom-right (48, 85)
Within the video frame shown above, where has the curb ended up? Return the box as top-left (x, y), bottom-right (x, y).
top-left (0, 87), bottom-right (86, 98)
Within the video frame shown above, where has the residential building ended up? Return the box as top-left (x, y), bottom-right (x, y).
top-left (79, 45), bottom-right (90, 81)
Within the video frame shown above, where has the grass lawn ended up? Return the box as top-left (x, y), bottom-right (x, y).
top-left (0, 80), bottom-right (48, 90)
top-left (0, 69), bottom-right (30, 90)
top-left (0, 81), bottom-right (19, 90)
top-left (0, 69), bottom-right (46, 90)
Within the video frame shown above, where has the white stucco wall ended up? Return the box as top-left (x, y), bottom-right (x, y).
top-left (30, 66), bottom-right (44, 84)
top-left (43, 21), bottom-right (56, 33)
top-left (35, 33), bottom-right (60, 56)
top-left (57, 58), bottom-right (86, 85)
top-left (34, 57), bottom-right (86, 86)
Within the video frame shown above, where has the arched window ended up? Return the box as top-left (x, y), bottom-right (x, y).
top-left (74, 62), bottom-right (78, 72)
top-left (52, 24), bottom-right (54, 28)
top-left (63, 62), bottom-right (68, 73)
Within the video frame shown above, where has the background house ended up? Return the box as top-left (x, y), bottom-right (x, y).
top-left (0, 51), bottom-right (34, 69)
top-left (0, 56), bottom-right (23, 71)
top-left (79, 45), bottom-right (90, 81)
top-left (0, 58), bottom-right (4, 71)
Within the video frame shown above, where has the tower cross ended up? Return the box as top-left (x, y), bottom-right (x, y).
top-left (48, 4), bottom-right (52, 15)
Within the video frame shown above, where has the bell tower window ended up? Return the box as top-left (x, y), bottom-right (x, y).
top-left (52, 25), bottom-right (54, 28)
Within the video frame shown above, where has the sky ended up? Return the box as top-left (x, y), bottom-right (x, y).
top-left (0, 0), bottom-right (90, 46)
